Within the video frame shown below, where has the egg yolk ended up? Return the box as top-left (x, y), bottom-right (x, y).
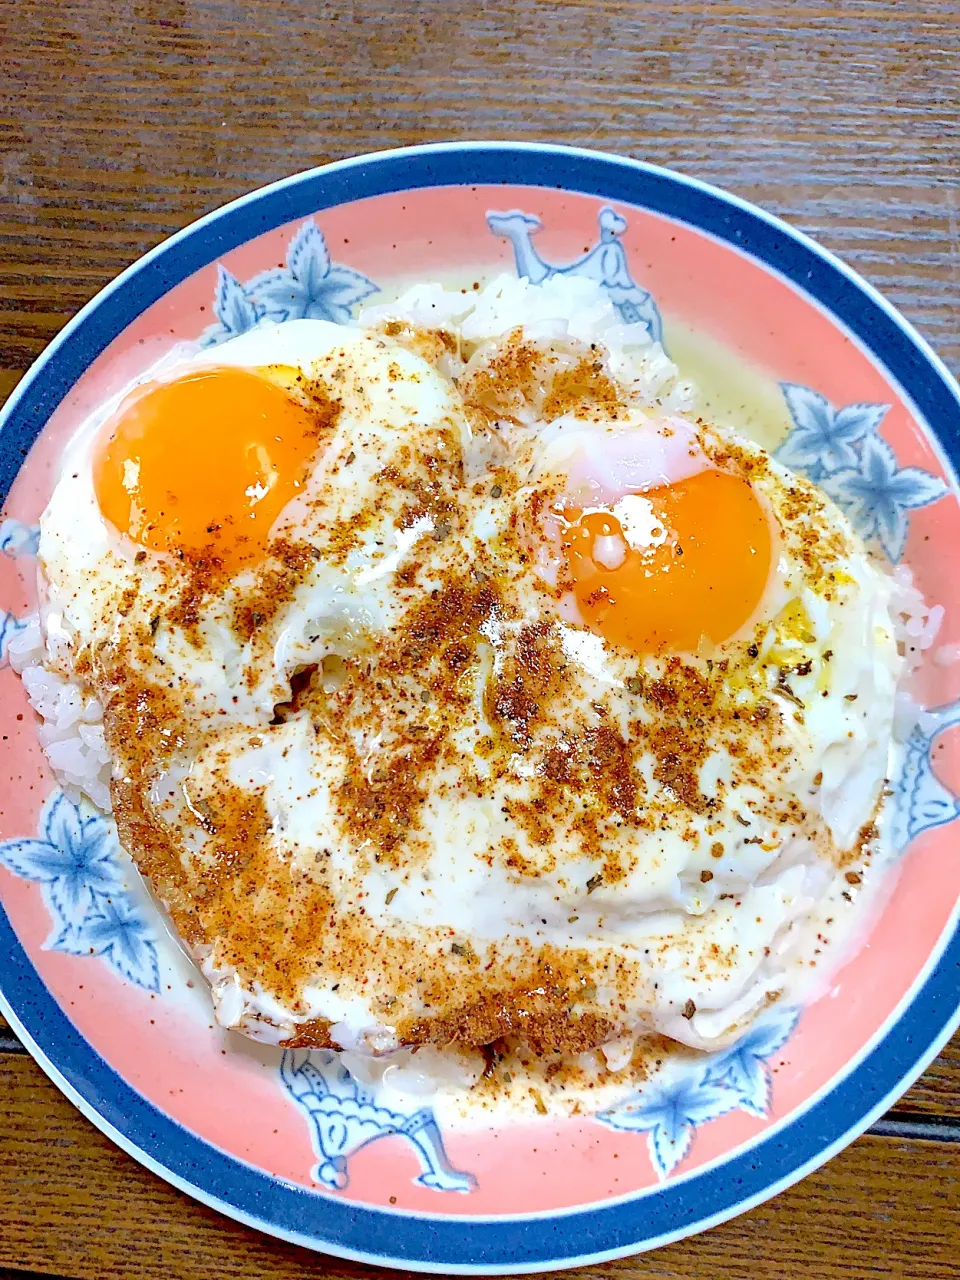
top-left (559, 469), bottom-right (772, 654)
top-left (94, 367), bottom-right (323, 569)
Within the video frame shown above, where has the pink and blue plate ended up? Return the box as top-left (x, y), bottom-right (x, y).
top-left (1, 142), bottom-right (959, 1273)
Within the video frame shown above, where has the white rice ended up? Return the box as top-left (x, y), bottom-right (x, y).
top-left (889, 564), bottom-right (944, 738)
top-left (9, 616), bottom-right (112, 811)
top-left (891, 563), bottom-right (944, 666)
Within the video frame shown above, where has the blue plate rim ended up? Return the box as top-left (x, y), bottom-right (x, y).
top-left (1, 140), bottom-right (960, 1273)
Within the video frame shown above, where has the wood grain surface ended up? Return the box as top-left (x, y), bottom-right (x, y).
top-left (2, 1), bottom-right (960, 1276)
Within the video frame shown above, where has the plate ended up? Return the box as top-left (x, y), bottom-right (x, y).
top-left (1, 142), bottom-right (959, 1274)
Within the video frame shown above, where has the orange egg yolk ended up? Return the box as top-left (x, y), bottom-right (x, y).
top-left (559, 469), bottom-right (772, 654)
top-left (94, 367), bottom-right (323, 569)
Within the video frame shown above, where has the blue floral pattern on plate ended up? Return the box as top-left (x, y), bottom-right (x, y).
top-left (0, 791), bottom-right (160, 993)
top-left (0, 517), bottom-right (40, 559)
top-left (598, 1007), bottom-right (799, 1178)
top-left (201, 220), bottom-right (379, 346)
top-left (280, 1049), bottom-right (476, 1194)
top-left (488, 205), bottom-right (663, 343)
top-left (777, 384), bottom-right (948, 562)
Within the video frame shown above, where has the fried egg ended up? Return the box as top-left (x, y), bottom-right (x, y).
top-left (29, 275), bottom-right (907, 1111)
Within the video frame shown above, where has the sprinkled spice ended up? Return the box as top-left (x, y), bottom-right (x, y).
top-left (776, 676), bottom-right (805, 709)
top-left (58, 307), bottom-right (889, 1090)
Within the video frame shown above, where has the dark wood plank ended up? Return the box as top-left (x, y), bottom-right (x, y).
top-left (1, 0), bottom-right (958, 374)
top-left (1, 1053), bottom-right (958, 1280)
top-left (0, 1269), bottom-right (69, 1280)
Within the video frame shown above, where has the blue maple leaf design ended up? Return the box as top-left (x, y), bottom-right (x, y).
top-left (599, 1071), bottom-right (737, 1178)
top-left (0, 518), bottom-right (40, 558)
top-left (78, 892), bottom-right (160, 992)
top-left (249, 220), bottom-right (378, 325)
top-left (703, 1008), bottom-right (800, 1117)
top-left (0, 792), bottom-right (160, 993)
top-left (208, 265), bottom-right (265, 342)
top-left (597, 1006), bottom-right (801, 1177)
top-left (821, 434), bottom-right (948, 561)
top-left (777, 385), bottom-right (888, 480)
top-left (0, 792), bottom-right (120, 921)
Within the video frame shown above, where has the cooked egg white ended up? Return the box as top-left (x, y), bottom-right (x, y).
top-left (32, 278), bottom-right (906, 1115)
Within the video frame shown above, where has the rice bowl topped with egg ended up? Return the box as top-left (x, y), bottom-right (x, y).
top-left (3, 145), bottom-right (960, 1272)
top-left (11, 268), bottom-right (937, 1117)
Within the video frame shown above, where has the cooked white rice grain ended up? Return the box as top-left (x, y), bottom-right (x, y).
top-left (11, 614), bottom-right (112, 811)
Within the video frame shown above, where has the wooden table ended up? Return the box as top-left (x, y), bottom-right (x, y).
top-left (2, 1), bottom-right (959, 1276)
